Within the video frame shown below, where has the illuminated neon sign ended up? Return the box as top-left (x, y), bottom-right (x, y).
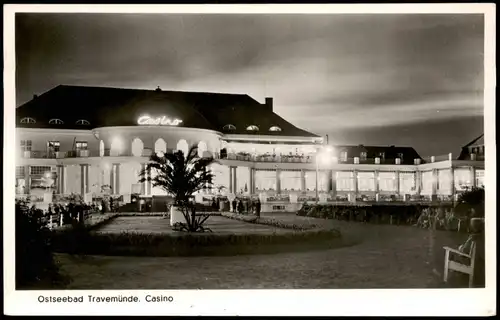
top-left (137, 116), bottom-right (183, 126)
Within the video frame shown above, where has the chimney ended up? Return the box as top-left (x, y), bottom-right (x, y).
top-left (265, 97), bottom-right (273, 111)
top-left (33, 94), bottom-right (38, 100)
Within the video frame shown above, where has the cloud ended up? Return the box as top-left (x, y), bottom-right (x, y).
top-left (14, 13), bottom-right (484, 156)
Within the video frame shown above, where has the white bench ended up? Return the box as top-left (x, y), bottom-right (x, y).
top-left (443, 241), bottom-right (477, 288)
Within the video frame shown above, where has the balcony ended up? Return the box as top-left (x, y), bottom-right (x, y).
top-left (22, 150), bottom-right (93, 159)
top-left (220, 152), bottom-right (420, 165)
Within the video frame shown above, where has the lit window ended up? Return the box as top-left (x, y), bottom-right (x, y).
top-left (20, 117), bottom-right (36, 124)
top-left (246, 125), bottom-right (259, 131)
top-left (154, 138), bottom-right (167, 156)
top-left (30, 166), bottom-right (52, 175)
top-left (378, 152), bottom-right (385, 159)
top-left (340, 151), bottom-right (348, 162)
top-left (76, 119), bottom-right (91, 125)
top-left (223, 124), bottom-right (236, 131)
top-left (49, 119), bottom-right (64, 125)
top-left (269, 126), bottom-right (282, 132)
top-left (176, 139), bottom-right (189, 156)
top-left (76, 141), bottom-right (88, 151)
top-left (47, 141), bottom-right (60, 152)
top-left (198, 141), bottom-right (208, 158)
top-left (360, 152), bottom-right (367, 161)
top-left (16, 166), bottom-right (25, 177)
top-left (20, 140), bottom-right (32, 152)
top-left (132, 138), bottom-right (144, 157)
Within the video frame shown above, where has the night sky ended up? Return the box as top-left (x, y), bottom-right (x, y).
top-left (15, 13), bottom-right (484, 157)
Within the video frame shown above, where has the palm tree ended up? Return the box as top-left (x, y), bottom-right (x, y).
top-left (138, 145), bottom-right (216, 232)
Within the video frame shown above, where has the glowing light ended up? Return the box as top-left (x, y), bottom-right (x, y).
top-left (111, 137), bottom-right (124, 155)
top-left (138, 115), bottom-right (183, 126)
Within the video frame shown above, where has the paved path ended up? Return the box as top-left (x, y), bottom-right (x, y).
top-left (56, 213), bottom-right (467, 289)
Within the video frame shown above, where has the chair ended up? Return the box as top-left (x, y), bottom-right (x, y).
top-left (443, 241), bottom-right (477, 288)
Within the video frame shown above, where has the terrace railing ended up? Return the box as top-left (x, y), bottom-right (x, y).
top-left (220, 153), bottom-right (425, 165)
top-left (21, 150), bottom-right (93, 159)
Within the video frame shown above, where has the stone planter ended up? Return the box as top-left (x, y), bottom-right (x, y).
top-left (170, 205), bottom-right (186, 226)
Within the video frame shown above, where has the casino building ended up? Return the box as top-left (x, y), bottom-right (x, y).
top-left (15, 85), bottom-right (485, 211)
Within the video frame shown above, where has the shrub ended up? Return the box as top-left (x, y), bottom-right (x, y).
top-left (49, 228), bottom-right (342, 257)
top-left (295, 203), bottom-right (449, 226)
top-left (15, 200), bottom-right (70, 288)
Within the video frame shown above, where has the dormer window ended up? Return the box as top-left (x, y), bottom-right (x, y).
top-left (76, 119), bottom-right (91, 125)
top-left (223, 124), bottom-right (236, 131)
top-left (269, 126), bottom-right (282, 132)
top-left (49, 119), bottom-right (64, 125)
top-left (246, 125), bottom-right (259, 131)
top-left (20, 117), bottom-right (36, 124)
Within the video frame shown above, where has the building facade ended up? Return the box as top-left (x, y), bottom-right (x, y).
top-left (15, 85), bottom-right (485, 211)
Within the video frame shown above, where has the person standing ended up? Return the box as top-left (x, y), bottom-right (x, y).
top-left (211, 198), bottom-right (218, 211)
top-left (237, 199), bottom-right (244, 214)
top-left (232, 198), bottom-right (237, 213)
top-left (255, 198), bottom-right (261, 218)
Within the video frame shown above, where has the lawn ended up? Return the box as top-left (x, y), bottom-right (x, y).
top-left (95, 215), bottom-right (290, 235)
top-left (53, 213), bottom-right (469, 289)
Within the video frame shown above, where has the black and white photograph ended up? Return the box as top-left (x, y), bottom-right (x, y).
top-left (4, 4), bottom-right (496, 316)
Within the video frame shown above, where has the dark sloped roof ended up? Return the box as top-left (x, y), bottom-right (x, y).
top-left (333, 144), bottom-right (423, 165)
top-left (463, 134), bottom-right (484, 148)
top-left (15, 85), bottom-right (319, 137)
top-left (457, 133), bottom-right (484, 160)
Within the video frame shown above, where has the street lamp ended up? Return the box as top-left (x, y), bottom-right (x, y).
top-left (315, 146), bottom-right (334, 204)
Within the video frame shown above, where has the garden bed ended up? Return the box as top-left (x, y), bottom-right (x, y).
top-left (221, 212), bottom-right (324, 231)
top-left (50, 226), bottom-right (343, 257)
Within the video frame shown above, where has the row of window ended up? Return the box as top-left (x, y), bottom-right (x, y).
top-left (20, 118), bottom-right (282, 133)
top-left (20, 118), bottom-right (91, 125)
top-left (20, 140), bottom-right (88, 153)
top-left (338, 151), bottom-right (403, 161)
top-left (469, 145), bottom-right (484, 155)
top-left (223, 124), bottom-right (282, 132)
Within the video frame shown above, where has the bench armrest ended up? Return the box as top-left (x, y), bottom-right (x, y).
top-left (443, 246), bottom-right (471, 258)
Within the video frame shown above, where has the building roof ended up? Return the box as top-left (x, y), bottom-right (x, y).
top-left (457, 133), bottom-right (484, 160)
top-left (16, 85), bottom-right (319, 137)
top-left (463, 133), bottom-right (484, 148)
top-left (332, 144), bottom-right (423, 165)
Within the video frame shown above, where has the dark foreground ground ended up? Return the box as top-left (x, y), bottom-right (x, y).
top-left (53, 213), bottom-right (469, 289)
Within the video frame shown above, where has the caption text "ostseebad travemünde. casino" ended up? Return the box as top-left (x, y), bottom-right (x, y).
top-left (38, 295), bottom-right (174, 303)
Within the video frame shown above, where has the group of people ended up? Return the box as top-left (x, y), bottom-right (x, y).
top-left (209, 197), bottom-right (262, 216)
top-left (48, 202), bottom-right (94, 225)
top-left (231, 198), bottom-right (261, 217)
